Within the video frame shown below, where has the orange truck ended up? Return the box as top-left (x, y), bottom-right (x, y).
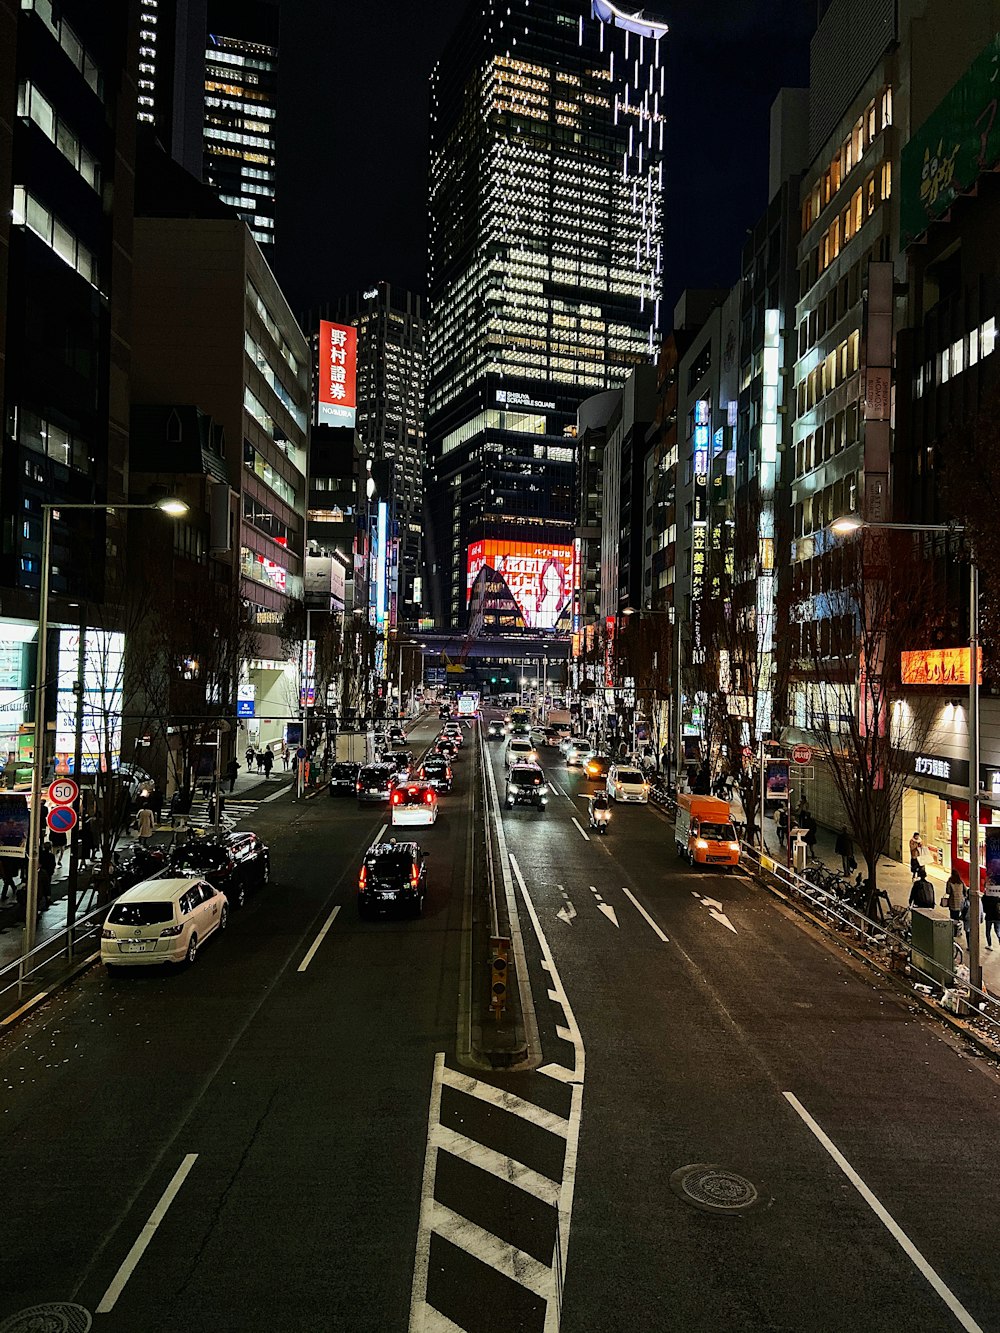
top-left (674, 793), bottom-right (741, 868)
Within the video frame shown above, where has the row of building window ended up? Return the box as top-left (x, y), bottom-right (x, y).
top-left (246, 282), bottom-right (301, 379)
top-left (796, 403), bottom-right (860, 477)
top-left (17, 82), bottom-right (101, 191)
top-left (12, 185), bottom-right (99, 290)
top-left (245, 333), bottom-right (306, 430)
top-left (21, 0), bottom-right (103, 99)
top-left (12, 405), bottom-right (91, 473)
top-left (914, 318), bottom-right (997, 396)
top-left (795, 331), bottom-right (861, 417)
top-left (801, 87), bottom-right (892, 232)
top-left (807, 164), bottom-right (891, 289)
top-left (243, 442), bottom-right (297, 508)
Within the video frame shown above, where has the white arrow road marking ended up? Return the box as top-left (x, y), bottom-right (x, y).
top-left (691, 891), bottom-right (738, 933)
top-left (588, 885), bottom-right (619, 927)
top-left (556, 884), bottom-right (577, 925)
top-left (571, 816), bottom-right (591, 841)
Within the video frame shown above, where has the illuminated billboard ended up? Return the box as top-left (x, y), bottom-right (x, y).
top-left (901, 647), bottom-right (982, 687)
top-left (466, 540), bottom-right (574, 630)
top-left (317, 321), bottom-right (357, 427)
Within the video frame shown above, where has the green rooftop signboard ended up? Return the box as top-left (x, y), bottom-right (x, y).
top-left (901, 34), bottom-right (1000, 245)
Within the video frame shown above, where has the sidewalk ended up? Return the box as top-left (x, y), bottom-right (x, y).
top-left (0, 768), bottom-right (296, 974)
top-left (760, 817), bottom-right (1000, 994)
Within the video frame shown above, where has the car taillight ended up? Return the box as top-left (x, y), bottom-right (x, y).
top-left (359, 865), bottom-right (367, 889)
top-left (425, 791), bottom-right (435, 804)
top-left (411, 865), bottom-right (420, 887)
top-left (160, 924), bottom-right (183, 937)
top-left (101, 927), bottom-right (114, 939)
top-left (356, 781), bottom-right (363, 792)
top-left (392, 791), bottom-right (402, 804)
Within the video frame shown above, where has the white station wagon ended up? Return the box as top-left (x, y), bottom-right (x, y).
top-left (607, 765), bottom-right (650, 803)
top-left (101, 877), bottom-right (228, 970)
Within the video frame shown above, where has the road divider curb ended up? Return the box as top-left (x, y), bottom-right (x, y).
top-left (0, 949), bottom-right (100, 1031)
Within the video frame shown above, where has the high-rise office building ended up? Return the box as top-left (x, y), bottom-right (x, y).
top-left (202, 0), bottom-right (278, 250)
top-left (426, 0), bottom-right (668, 632)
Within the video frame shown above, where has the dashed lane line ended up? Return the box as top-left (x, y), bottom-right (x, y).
top-left (570, 817), bottom-right (590, 842)
top-left (620, 885), bottom-right (669, 943)
top-left (297, 905), bottom-right (341, 973)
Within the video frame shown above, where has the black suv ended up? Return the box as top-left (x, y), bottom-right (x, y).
top-left (329, 761), bottom-right (360, 796)
top-left (419, 756), bottom-right (453, 792)
top-left (166, 831), bottom-right (270, 909)
top-left (357, 763), bottom-right (396, 802)
top-left (358, 840), bottom-right (427, 918)
top-left (505, 764), bottom-right (548, 810)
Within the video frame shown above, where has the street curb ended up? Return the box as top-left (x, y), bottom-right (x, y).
top-left (0, 949), bottom-right (100, 1031)
top-left (752, 872), bottom-right (1000, 1065)
top-left (304, 782), bottom-right (329, 800)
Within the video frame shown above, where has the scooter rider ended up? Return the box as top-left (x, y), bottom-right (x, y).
top-left (589, 789), bottom-right (611, 830)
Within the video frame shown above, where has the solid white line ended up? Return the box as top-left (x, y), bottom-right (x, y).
top-left (480, 731), bottom-right (541, 1062)
top-left (373, 822), bottom-right (388, 845)
top-left (509, 852), bottom-right (585, 1333)
top-left (570, 817), bottom-right (590, 841)
top-left (96, 1153), bottom-right (198, 1313)
top-left (409, 1053), bottom-right (446, 1333)
top-left (431, 1200), bottom-right (554, 1300)
top-left (783, 1093), bottom-right (986, 1333)
top-left (439, 1065), bottom-right (569, 1137)
top-left (538, 1063), bottom-right (579, 1085)
top-left (297, 905), bottom-right (341, 973)
top-left (259, 784), bottom-right (289, 804)
top-left (620, 885), bottom-right (669, 942)
top-left (432, 1122), bottom-right (560, 1205)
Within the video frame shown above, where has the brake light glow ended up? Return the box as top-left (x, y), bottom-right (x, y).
top-left (425, 791), bottom-right (435, 804)
top-left (356, 781), bottom-right (363, 792)
top-left (411, 864), bottom-right (420, 887)
top-left (359, 865), bottom-right (367, 889)
top-left (392, 791), bottom-right (403, 804)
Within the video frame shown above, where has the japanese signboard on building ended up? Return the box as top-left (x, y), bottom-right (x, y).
top-left (465, 540), bottom-right (574, 631)
top-left (900, 647), bottom-right (982, 686)
top-left (317, 320), bottom-right (357, 427)
top-left (901, 34), bottom-right (1000, 245)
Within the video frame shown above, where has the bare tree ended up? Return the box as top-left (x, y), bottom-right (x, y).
top-left (612, 613), bottom-right (673, 761)
top-left (804, 529), bottom-right (938, 913)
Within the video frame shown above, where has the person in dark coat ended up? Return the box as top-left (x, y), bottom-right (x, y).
top-left (262, 748), bottom-right (274, 778)
top-left (38, 841), bottom-right (55, 912)
top-left (225, 758), bottom-right (239, 793)
top-left (834, 825), bottom-right (854, 875)
top-left (255, 750), bottom-right (265, 774)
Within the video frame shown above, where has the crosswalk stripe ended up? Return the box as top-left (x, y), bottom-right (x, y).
top-left (431, 1123), bottom-right (561, 1206)
top-left (439, 1066), bottom-right (569, 1138)
top-left (431, 1200), bottom-right (554, 1301)
top-left (420, 1305), bottom-right (466, 1333)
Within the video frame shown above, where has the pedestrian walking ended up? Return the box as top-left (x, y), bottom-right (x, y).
top-left (245, 744), bottom-right (254, 770)
top-left (909, 865), bottom-right (935, 909)
top-left (909, 830), bottom-right (923, 874)
top-left (943, 868), bottom-right (965, 929)
top-left (136, 805), bottom-right (155, 844)
top-left (80, 814), bottom-right (96, 867)
top-left (225, 757), bottom-right (239, 793)
top-left (0, 857), bottom-right (18, 901)
top-left (983, 890), bottom-right (1000, 950)
top-left (38, 841), bottom-right (55, 912)
top-left (49, 823), bottom-right (67, 868)
top-left (834, 825), bottom-right (854, 876)
top-left (262, 748), bottom-right (274, 779)
top-left (256, 750), bottom-right (265, 774)
top-left (281, 743), bottom-right (290, 771)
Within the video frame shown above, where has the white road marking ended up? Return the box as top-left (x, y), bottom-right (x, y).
top-left (373, 822), bottom-right (388, 844)
top-left (259, 784), bottom-right (290, 804)
top-left (96, 1153), bottom-right (198, 1313)
top-left (556, 902), bottom-right (577, 925)
top-left (589, 886), bottom-right (618, 927)
top-left (509, 852), bottom-right (586, 1333)
top-left (783, 1093), bottom-right (985, 1333)
top-left (432, 1200), bottom-right (554, 1299)
top-left (440, 1064), bottom-right (570, 1137)
top-left (539, 1063), bottom-right (580, 1085)
top-left (409, 1053), bottom-right (447, 1333)
top-left (297, 905), bottom-right (341, 973)
top-left (432, 1122), bottom-right (561, 1205)
top-left (693, 891), bottom-right (737, 934)
top-left (570, 817), bottom-right (590, 841)
top-left (620, 886), bottom-right (669, 942)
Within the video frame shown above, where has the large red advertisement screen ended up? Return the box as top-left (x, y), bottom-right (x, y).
top-left (317, 320), bottom-right (357, 427)
top-left (466, 540), bottom-right (574, 630)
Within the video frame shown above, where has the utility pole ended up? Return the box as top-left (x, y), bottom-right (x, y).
top-left (969, 562), bottom-right (982, 994)
top-left (67, 618), bottom-right (86, 937)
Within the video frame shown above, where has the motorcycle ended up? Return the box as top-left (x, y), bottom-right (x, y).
top-left (588, 799), bottom-right (612, 834)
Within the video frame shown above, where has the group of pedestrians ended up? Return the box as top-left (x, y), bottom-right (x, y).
top-left (906, 829), bottom-right (1000, 950)
top-left (243, 745), bottom-right (276, 779)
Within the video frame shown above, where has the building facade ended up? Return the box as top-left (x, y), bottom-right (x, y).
top-left (426, 0), bottom-right (668, 632)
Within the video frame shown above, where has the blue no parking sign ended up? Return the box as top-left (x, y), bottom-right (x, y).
top-left (47, 805), bottom-right (77, 834)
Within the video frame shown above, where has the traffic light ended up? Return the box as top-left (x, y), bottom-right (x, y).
top-left (490, 936), bottom-right (509, 1018)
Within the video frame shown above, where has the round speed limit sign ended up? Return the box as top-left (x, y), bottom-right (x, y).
top-left (48, 777), bottom-right (80, 806)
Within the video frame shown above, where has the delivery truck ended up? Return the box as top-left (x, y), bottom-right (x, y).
top-left (674, 793), bottom-right (740, 868)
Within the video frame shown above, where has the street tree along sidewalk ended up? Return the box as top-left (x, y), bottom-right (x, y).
top-left (804, 528), bottom-right (938, 916)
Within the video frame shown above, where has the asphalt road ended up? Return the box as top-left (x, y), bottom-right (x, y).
top-left (1, 709), bottom-right (999, 1333)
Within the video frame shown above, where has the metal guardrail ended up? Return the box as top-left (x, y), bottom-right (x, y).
top-left (0, 895), bottom-right (112, 1012)
top-left (645, 779), bottom-right (1000, 1051)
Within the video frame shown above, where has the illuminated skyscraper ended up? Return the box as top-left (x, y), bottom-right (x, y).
top-left (202, 0), bottom-right (278, 250)
top-left (426, 0), bottom-right (667, 632)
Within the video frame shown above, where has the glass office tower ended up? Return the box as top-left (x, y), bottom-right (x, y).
top-left (426, 0), bottom-right (667, 631)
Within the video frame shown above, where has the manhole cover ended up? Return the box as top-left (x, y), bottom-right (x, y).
top-left (670, 1163), bottom-right (760, 1214)
top-left (0, 1305), bottom-right (92, 1333)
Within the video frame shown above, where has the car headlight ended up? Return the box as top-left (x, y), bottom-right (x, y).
top-left (695, 838), bottom-right (709, 850)
top-left (728, 842), bottom-right (740, 852)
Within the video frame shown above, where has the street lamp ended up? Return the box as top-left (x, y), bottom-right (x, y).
top-left (23, 498), bottom-right (188, 963)
top-left (832, 514), bottom-right (982, 993)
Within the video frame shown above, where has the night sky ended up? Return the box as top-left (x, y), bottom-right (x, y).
top-left (275, 1), bottom-right (816, 320)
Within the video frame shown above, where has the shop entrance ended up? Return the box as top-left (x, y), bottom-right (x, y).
top-left (903, 788), bottom-right (952, 872)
